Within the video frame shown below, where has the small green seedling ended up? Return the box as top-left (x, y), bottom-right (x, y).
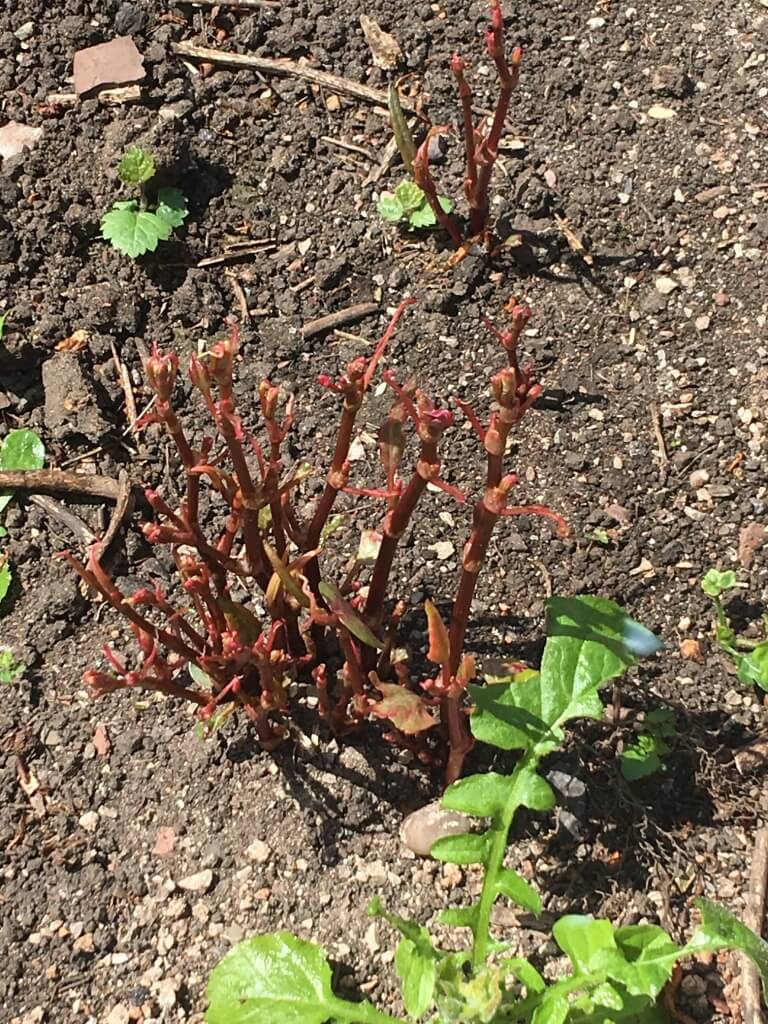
top-left (702, 568), bottom-right (768, 690)
top-left (377, 181), bottom-right (453, 230)
top-left (620, 707), bottom-right (677, 781)
top-left (0, 648), bottom-right (24, 684)
top-left (0, 428), bottom-right (45, 610)
top-left (100, 147), bottom-right (189, 259)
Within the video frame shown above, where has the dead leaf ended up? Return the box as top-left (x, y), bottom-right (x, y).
top-left (359, 15), bottom-right (402, 70)
top-left (16, 757), bottom-right (47, 818)
top-left (152, 826), bottom-right (177, 857)
top-left (629, 557), bottom-right (656, 578)
top-left (738, 522), bottom-right (766, 569)
top-left (92, 724), bottom-right (111, 756)
top-left (370, 681), bottom-right (435, 734)
top-left (679, 638), bottom-right (703, 662)
top-left (55, 328), bottom-right (90, 352)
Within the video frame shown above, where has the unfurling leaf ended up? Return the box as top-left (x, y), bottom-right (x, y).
top-left (395, 180), bottom-right (425, 214)
top-left (701, 568), bottom-right (737, 598)
top-left (408, 204), bottom-right (437, 228)
top-left (118, 146), bottom-right (156, 185)
top-left (425, 599), bottom-right (450, 666)
top-left (319, 581), bottom-right (384, 649)
top-left (377, 193), bottom-right (404, 222)
top-left (370, 680), bottom-right (435, 734)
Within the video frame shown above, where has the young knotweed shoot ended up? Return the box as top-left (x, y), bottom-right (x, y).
top-left (101, 146), bottom-right (189, 259)
top-left (205, 597), bottom-right (768, 1024)
top-left (701, 568), bottom-right (768, 690)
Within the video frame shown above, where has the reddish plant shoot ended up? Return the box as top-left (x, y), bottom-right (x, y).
top-left (65, 297), bottom-right (566, 783)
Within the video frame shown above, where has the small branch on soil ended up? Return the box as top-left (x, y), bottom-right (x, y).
top-left (183, 0), bottom-right (280, 9)
top-left (648, 400), bottom-right (669, 468)
top-left (0, 469), bottom-right (127, 502)
top-left (29, 495), bottom-right (97, 545)
top-left (742, 826), bottom-right (768, 1024)
top-left (172, 41), bottom-right (414, 111)
top-left (96, 470), bottom-right (134, 558)
top-left (110, 340), bottom-right (138, 429)
top-left (301, 302), bottom-right (380, 340)
top-left (196, 241), bottom-right (276, 267)
top-left (226, 272), bottom-right (251, 323)
top-left (320, 136), bottom-right (375, 161)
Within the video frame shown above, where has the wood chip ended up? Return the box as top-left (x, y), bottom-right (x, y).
top-left (301, 302), bottom-right (380, 340)
top-left (359, 15), bottom-right (402, 70)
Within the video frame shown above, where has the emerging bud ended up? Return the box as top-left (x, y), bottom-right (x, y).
top-left (145, 344), bottom-right (178, 400)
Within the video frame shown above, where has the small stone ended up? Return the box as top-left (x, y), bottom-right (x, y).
top-left (177, 869), bottom-right (214, 893)
top-left (400, 801), bottom-right (474, 856)
top-left (105, 1006), bottom-right (130, 1024)
top-left (73, 36), bottom-right (145, 98)
top-left (79, 811), bottom-right (99, 833)
top-left (0, 121), bottom-right (43, 161)
top-left (14, 21), bottom-right (35, 41)
top-left (246, 839), bottom-right (271, 863)
top-left (587, 16), bottom-right (606, 28)
top-left (156, 979), bottom-right (177, 1011)
top-left (430, 541), bottom-right (455, 560)
top-left (689, 469), bottom-right (709, 489)
top-left (647, 104), bottom-right (676, 119)
top-left (694, 314), bottom-right (711, 331)
top-left (73, 932), bottom-right (95, 954)
top-left (681, 973), bottom-right (706, 996)
top-left (655, 276), bottom-right (678, 295)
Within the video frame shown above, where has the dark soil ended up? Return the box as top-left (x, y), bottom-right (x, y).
top-left (2, 1), bottom-right (768, 1021)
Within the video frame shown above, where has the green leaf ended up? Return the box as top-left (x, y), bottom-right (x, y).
top-left (205, 932), bottom-right (379, 1024)
top-left (394, 181), bottom-right (425, 213)
top-left (395, 938), bottom-right (437, 1018)
top-left (0, 562), bottom-right (11, 606)
top-left (438, 195), bottom-right (454, 213)
top-left (501, 957), bottom-right (545, 994)
top-left (434, 959), bottom-right (502, 1024)
top-left (688, 899), bottom-right (768, 997)
top-left (320, 513), bottom-right (347, 543)
top-left (701, 568), bottom-right (737, 598)
top-left (218, 600), bottom-right (262, 646)
top-left (621, 741), bottom-right (663, 781)
top-left (0, 648), bottom-right (24, 684)
top-left (431, 831), bottom-right (488, 865)
top-left (553, 916), bottom-right (617, 974)
top-left (368, 896), bottom-right (440, 956)
top-left (610, 924), bottom-right (683, 997)
top-left (0, 428), bottom-right (45, 516)
top-left (101, 205), bottom-right (172, 258)
top-left (0, 311), bottom-right (7, 341)
top-left (442, 772), bottom-right (511, 818)
top-left (119, 146), bottom-right (156, 185)
top-left (408, 204), bottom-right (437, 229)
top-left (188, 663), bottom-right (215, 689)
top-left (377, 193), bottom-right (404, 222)
top-left (155, 186), bottom-right (189, 229)
top-left (388, 85), bottom-right (416, 173)
top-left (495, 867), bottom-right (541, 914)
top-left (736, 642), bottom-right (768, 690)
top-left (438, 904), bottom-right (480, 930)
top-left (319, 581), bottom-right (384, 649)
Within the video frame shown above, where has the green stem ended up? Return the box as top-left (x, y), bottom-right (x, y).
top-left (471, 755), bottom-right (533, 971)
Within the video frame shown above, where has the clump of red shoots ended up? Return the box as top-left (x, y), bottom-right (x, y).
top-left (408, 0), bottom-right (521, 251)
top-left (65, 296), bottom-right (566, 783)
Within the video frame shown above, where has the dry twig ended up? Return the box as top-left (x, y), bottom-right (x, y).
top-left (172, 41), bottom-right (415, 111)
top-left (742, 826), bottom-right (768, 1024)
top-left (301, 302), bottom-right (380, 340)
top-left (0, 469), bottom-right (125, 501)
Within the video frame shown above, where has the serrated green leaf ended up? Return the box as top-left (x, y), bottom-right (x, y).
top-left (0, 562), bottom-right (10, 606)
top-left (119, 146), bottom-right (156, 185)
top-left (620, 738), bottom-right (663, 781)
top-left (431, 831), bottom-right (488, 865)
top-left (395, 938), bottom-right (437, 1018)
top-left (688, 899), bottom-right (768, 997)
top-left (701, 568), bottom-right (737, 597)
top-left (205, 932), bottom-right (377, 1024)
top-left (0, 648), bottom-right (24, 684)
top-left (408, 204), bottom-right (438, 228)
top-left (377, 193), bottom-right (404, 221)
top-left (609, 924), bottom-right (683, 997)
top-left (495, 867), bottom-right (541, 914)
top-left (0, 428), bottom-right (45, 516)
top-left (395, 180), bottom-right (425, 213)
top-left (101, 206), bottom-right (172, 258)
top-left (155, 186), bottom-right (189, 229)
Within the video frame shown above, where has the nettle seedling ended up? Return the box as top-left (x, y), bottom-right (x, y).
top-left (702, 568), bottom-right (768, 690)
top-left (205, 597), bottom-right (768, 1024)
top-left (620, 707), bottom-right (677, 782)
top-left (377, 181), bottom-right (454, 231)
top-left (0, 428), bottom-right (46, 609)
top-left (100, 146), bottom-right (189, 259)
